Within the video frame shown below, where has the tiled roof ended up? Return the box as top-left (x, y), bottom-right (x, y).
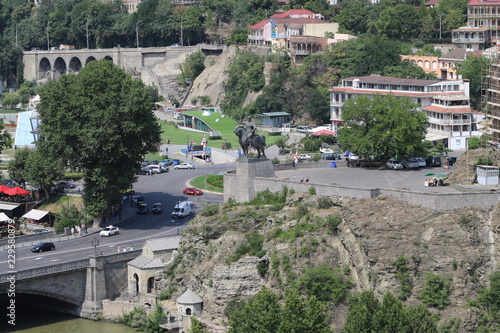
top-left (146, 235), bottom-right (181, 252)
top-left (330, 87), bottom-right (465, 97)
top-left (248, 19), bottom-right (269, 30)
top-left (440, 48), bottom-right (468, 61)
top-left (272, 17), bottom-right (327, 24)
top-left (422, 105), bottom-right (475, 113)
top-left (177, 289), bottom-right (203, 304)
top-left (425, 0), bottom-right (439, 5)
top-left (271, 9), bottom-right (314, 18)
top-left (469, 0), bottom-right (500, 5)
top-left (453, 26), bottom-right (490, 32)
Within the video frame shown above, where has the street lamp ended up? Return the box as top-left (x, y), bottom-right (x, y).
top-left (91, 237), bottom-right (99, 256)
top-left (439, 13), bottom-right (444, 40)
top-left (86, 18), bottom-right (89, 49)
top-left (47, 21), bottom-right (50, 51)
top-left (176, 223), bottom-right (180, 235)
top-left (136, 20), bottom-right (142, 48)
top-left (180, 17), bottom-right (183, 46)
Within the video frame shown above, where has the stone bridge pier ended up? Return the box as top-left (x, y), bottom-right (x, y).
top-left (0, 250), bottom-right (140, 319)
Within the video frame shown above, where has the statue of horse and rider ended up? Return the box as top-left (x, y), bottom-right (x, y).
top-left (234, 117), bottom-right (267, 158)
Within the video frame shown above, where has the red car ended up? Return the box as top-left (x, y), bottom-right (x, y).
top-left (183, 187), bottom-right (203, 195)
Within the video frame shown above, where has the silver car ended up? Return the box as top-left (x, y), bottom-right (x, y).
top-left (386, 159), bottom-right (403, 170)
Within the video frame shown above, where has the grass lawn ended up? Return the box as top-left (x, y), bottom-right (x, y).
top-left (38, 194), bottom-right (84, 215)
top-left (189, 174), bottom-right (224, 194)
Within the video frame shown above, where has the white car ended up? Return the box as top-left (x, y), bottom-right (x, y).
top-left (386, 158), bottom-right (403, 170)
top-left (348, 154), bottom-right (359, 160)
top-left (319, 148), bottom-right (334, 154)
top-left (298, 154), bottom-right (312, 160)
top-left (415, 157), bottom-right (426, 167)
top-left (174, 163), bottom-right (195, 169)
top-left (100, 225), bottom-right (120, 237)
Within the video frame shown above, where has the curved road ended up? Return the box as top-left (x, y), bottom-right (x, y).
top-left (0, 164), bottom-right (231, 272)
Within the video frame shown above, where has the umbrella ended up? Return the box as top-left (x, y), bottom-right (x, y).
top-left (344, 150), bottom-right (351, 157)
top-left (436, 174), bottom-right (448, 178)
top-left (4, 186), bottom-right (30, 196)
top-left (0, 185), bottom-right (10, 193)
top-left (424, 172), bottom-right (435, 176)
top-left (311, 128), bottom-right (337, 136)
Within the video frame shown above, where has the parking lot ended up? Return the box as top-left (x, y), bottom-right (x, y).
top-left (275, 162), bottom-right (460, 193)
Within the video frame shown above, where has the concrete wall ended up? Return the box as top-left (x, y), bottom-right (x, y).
top-left (0, 230), bottom-right (54, 247)
top-left (224, 159), bottom-right (276, 202)
top-left (102, 300), bottom-right (156, 319)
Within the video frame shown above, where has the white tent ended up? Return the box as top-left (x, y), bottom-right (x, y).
top-left (22, 209), bottom-right (49, 221)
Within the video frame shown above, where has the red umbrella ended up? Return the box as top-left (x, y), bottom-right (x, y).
top-left (0, 185), bottom-right (10, 193)
top-left (312, 128), bottom-right (337, 135)
top-left (4, 186), bottom-right (30, 196)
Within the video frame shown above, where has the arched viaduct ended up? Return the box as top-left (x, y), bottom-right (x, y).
top-left (0, 250), bottom-right (140, 318)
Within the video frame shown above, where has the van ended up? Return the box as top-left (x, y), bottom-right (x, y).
top-left (425, 155), bottom-right (442, 167)
top-left (171, 201), bottom-right (194, 218)
top-left (148, 165), bottom-right (165, 174)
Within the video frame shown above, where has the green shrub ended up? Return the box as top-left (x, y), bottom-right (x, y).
top-left (200, 203), bottom-right (219, 216)
top-left (227, 230), bottom-right (266, 264)
top-left (311, 154), bottom-right (322, 162)
top-left (299, 264), bottom-right (352, 302)
top-left (308, 186), bottom-right (316, 195)
top-left (419, 273), bottom-right (452, 309)
top-left (271, 157), bottom-right (280, 164)
top-left (317, 197), bottom-right (333, 209)
top-left (206, 174), bottom-right (223, 188)
top-left (121, 304), bottom-right (166, 333)
top-left (325, 215), bottom-right (342, 234)
top-left (393, 256), bottom-right (412, 300)
top-left (158, 285), bottom-right (177, 300)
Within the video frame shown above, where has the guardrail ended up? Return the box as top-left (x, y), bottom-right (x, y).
top-left (0, 259), bottom-right (90, 283)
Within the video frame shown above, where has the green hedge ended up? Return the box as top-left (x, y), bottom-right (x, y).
top-left (206, 174), bottom-right (223, 188)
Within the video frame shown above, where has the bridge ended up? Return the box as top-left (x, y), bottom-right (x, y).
top-left (0, 250), bottom-right (140, 318)
top-left (22, 44), bottom-right (225, 100)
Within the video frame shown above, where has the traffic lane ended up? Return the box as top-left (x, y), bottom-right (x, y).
top-left (276, 165), bottom-right (458, 193)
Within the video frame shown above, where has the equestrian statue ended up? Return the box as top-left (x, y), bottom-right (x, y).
top-left (234, 117), bottom-right (267, 158)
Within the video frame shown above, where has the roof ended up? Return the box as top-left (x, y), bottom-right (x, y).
top-left (422, 105), bottom-right (475, 114)
top-left (271, 9), bottom-right (314, 18)
top-left (272, 17), bottom-right (328, 25)
top-left (146, 235), bottom-right (181, 252)
top-left (289, 35), bottom-right (325, 43)
top-left (0, 213), bottom-right (11, 222)
top-left (343, 75), bottom-right (441, 86)
top-left (22, 209), bottom-right (49, 220)
top-left (469, 0), bottom-right (500, 5)
top-left (440, 48), bottom-right (468, 61)
top-left (432, 94), bottom-right (469, 101)
top-left (128, 255), bottom-right (165, 269)
top-left (177, 289), bottom-right (203, 304)
top-left (248, 19), bottom-right (269, 30)
top-left (330, 87), bottom-right (465, 98)
top-left (452, 26), bottom-right (490, 32)
top-left (425, 0), bottom-right (439, 5)
top-left (261, 112), bottom-right (291, 117)
top-left (0, 203), bottom-right (20, 211)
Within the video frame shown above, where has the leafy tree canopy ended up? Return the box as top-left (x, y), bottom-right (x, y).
top-left (456, 55), bottom-right (490, 110)
top-left (337, 95), bottom-right (428, 160)
top-left (36, 59), bottom-right (161, 222)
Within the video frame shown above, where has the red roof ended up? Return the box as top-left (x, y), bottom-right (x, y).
top-left (248, 20), bottom-right (269, 30)
top-left (271, 9), bottom-right (314, 18)
top-left (330, 87), bottom-right (465, 98)
top-left (422, 105), bottom-right (475, 113)
top-left (468, 0), bottom-right (500, 5)
top-left (425, 0), bottom-right (439, 5)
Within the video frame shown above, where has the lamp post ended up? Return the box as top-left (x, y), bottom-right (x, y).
top-left (176, 223), bottom-right (180, 235)
top-left (91, 237), bottom-right (99, 256)
top-left (86, 18), bottom-right (89, 49)
top-left (136, 20), bottom-right (142, 48)
top-left (180, 17), bottom-right (183, 46)
top-left (47, 21), bottom-right (50, 51)
top-left (439, 13), bottom-right (444, 40)
top-left (15, 23), bottom-right (18, 47)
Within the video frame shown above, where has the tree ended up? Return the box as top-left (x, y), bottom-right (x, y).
top-left (335, 0), bottom-right (369, 35)
top-left (383, 60), bottom-right (437, 80)
top-left (190, 317), bottom-right (209, 333)
top-left (343, 291), bottom-right (439, 333)
top-left (278, 292), bottom-right (332, 333)
top-left (372, 4), bottom-right (422, 41)
top-left (228, 286), bottom-right (281, 333)
top-left (8, 148), bottom-right (31, 187)
top-left (25, 149), bottom-right (64, 199)
top-left (299, 264), bottom-right (352, 302)
top-left (36, 59), bottom-right (161, 225)
top-left (419, 273), bottom-right (452, 310)
top-left (456, 55), bottom-right (490, 110)
top-left (337, 95), bottom-right (428, 160)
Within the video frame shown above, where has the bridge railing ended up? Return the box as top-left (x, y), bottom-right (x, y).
top-left (0, 259), bottom-right (89, 283)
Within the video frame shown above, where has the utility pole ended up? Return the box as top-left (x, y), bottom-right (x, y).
top-left (136, 20), bottom-right (142, 48)
top-left (47, 21), bottom-right (50, 51)
top-left (180, 17), bottom-right (183, 46)
top-left (86, 19), bottom-right (89, 49)
top-left (439, 14), bottom-right (444, 40)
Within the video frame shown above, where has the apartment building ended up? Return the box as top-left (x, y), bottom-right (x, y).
top-left (483, 61), bottom-right (500, 144)
top-left (330, 75), bottom-right (482, 148)
top-left (467, 0), bottom-right (500, 42)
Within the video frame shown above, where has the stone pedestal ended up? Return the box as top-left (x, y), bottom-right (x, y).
top-left (224, 158), bottom-right (275, 203)
top-left (80, 256), bottom-right (107, 319)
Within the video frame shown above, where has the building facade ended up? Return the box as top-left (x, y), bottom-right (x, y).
top-left (330, 75), bottom-right (482, 148)
top-left (483, 61), bottom-right (500, 144)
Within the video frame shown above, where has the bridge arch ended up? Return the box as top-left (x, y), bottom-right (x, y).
top-left (0, 291), bottom-right (81, 316)
top-left (39, 57), bottom-right (51, 79)
top-left (53, 57), bottom-right (67, 79)
top-left (69, 57), bottom-right (82, 74)
top-left (104, 55), bottom-right (113, 62)
top-left (86, 56), bottom-right (96, 64)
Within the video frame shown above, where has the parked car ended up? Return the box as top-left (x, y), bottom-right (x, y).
top-left (319, 147), bottom-right (334, 154)
top-left (137, 203), bottom-right (148, 214)
top-left (150, 160), bottom-right (159, 165)
top-left (404, 158), bottom-right (420, 169)
top-left (141, 159), bottom-right (149, 167)
top-left (183, 187), bottom-right (204, 195)
top-left (447, 156), bottom-right (458, 166)
top-left (298, 154), bottom-right (312, 160)
top-left (31, 242), bottom-right (55, 253)
top-left (132, 196), bottom-right (145, 205)
top-left (148, 165), bottom-right (164, 174)
top-left (322, 153), bottom-right (341, 160)
top-left (58, 181), bottom-right (76, 189)
top-left (386, 158), bottom-right (403, 170)
top-left (159, 159), bottom-right (174, 167)
top-left (415, 157), bottom-right (426, 167)
top-left (174, 163), bottom-right (195, 169)
top-left (348, 154), bottom-right (359, 161)
top-left (171, 201), bottom-right (194, 218)
top-left (136, 166), bottom-right (151, 175)
top-left (296, 126), bottom-right (313, 133)
top-left (426, 155), bottom-right (442, 167)
top-left (100, 225), bottom-right (120, 237)
top-left (152, 203), bottom-right (163, 214)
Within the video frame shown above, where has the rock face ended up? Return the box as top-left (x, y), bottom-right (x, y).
top-left (156, 192), bottom-right (500, 332)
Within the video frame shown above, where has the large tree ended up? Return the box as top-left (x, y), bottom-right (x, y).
top-left (36, 59), bottom-right (161, 225)
top-left (337, 94), bottom-right (428, 160)
top-left (456, 55), bottom-right (490, 110)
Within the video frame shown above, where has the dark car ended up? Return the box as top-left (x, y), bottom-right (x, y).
top-left (447, 156), bottom-right (458, 166)
top-left (58, 181), bottom-right (76, 188)
top-left (152, 203), bottom-right (163, 214)
top-left (141, 159), bottom-right (149, 167)
top-left (150, 160), bottom-right (159, 165)
top-left (132, 196), bottom-right (145, 205)
top-left (137, 203), bottom-right (148, 214)
top-left (31, 242), bottom-right (55, 253)
top-left (322, 153), bottom-right (341, 160)
top-left (136, 166), bottom-right (151, 175)
top-left (159, 159), bottom-right (174, 167)
top-left (426, 155), bottom-right (442, 167)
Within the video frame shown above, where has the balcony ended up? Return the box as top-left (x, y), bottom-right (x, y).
top-left (248, 35), bottom-right (265, 41)
top-left (452, 37), bottom-right (486, 43)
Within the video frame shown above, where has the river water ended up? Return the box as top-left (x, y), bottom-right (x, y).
top-left (1, 305), bottom-right (137, 333)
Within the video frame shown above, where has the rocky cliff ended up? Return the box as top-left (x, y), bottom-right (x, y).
top-left (156, 190), bottom-right (500, 332)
